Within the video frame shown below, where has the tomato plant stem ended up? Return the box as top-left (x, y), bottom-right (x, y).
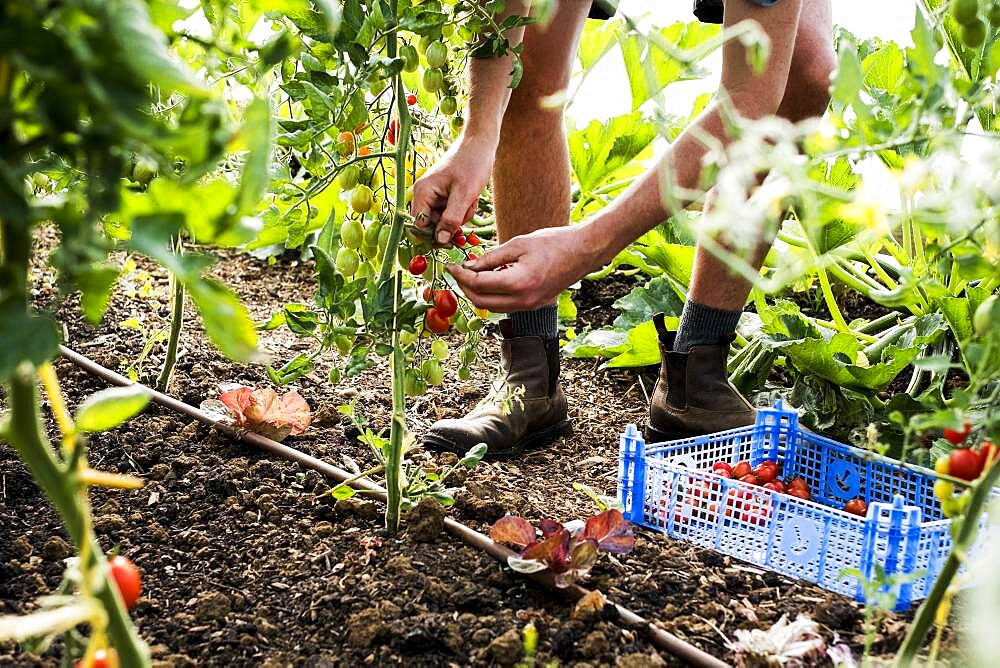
top-left (896, 458), bottom-right (1000, 666)
top-left (156, 237), bottom-right (185, 393)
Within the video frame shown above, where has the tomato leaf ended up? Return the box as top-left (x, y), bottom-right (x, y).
top-left (75, 386), bottom-right (151, 433)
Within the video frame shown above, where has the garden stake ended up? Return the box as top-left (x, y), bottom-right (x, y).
top-left (60, 344), bottom-right (729, 668)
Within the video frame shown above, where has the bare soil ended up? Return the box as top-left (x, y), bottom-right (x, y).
top-left (1, 231), bottom-right (942, 666)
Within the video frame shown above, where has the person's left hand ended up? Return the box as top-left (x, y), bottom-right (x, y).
top-left (446, 225), bottom-right (605, 312)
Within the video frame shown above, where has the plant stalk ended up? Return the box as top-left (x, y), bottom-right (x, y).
top-left (155, 238), bottom-right (185, 392)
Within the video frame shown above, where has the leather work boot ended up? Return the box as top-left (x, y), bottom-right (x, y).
top-left (423, 320), bottom-right (570, 459)
top-left (645, 312), bottom-right (756, 442)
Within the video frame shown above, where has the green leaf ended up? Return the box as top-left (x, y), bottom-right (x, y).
top-left (606, 320), bottom-right (664, 368)
top-left (75, 386), bottom-right (150, 433)
top-left (568, 113), bottom-right (657, 192)
top-left (459, 444), bottom-right (488, 468)
top-left (862, 42), bottom-right (905, 93)
top-left (0, 303), bottom-right (60, 382)
top-left (619, 21), bottom-right (718, 111)
top-left (831, 41), bottom-right (864, 106)
top-left (562, 328), bottom-right (628, 359)
top-left (557, 290), bottom-right (577, 323)
top-left (578, 17), bottom-right (624, 71)
top-left (282, 304), bottom-right (320, 334)
top-left (77, 264), bottom-right (121, 325)
top-left (236, 98), bottom-right (275, 216)
top-left (106, 0), bottom-right (207, 97)
top-left (267, 353), bottom-right (315, 385)
top-left (188, 279), bottom-right (258, 362)
top-left (612, 276), bottom-right (684, 329)
top-left (632, 239), bottom-right (695, 287)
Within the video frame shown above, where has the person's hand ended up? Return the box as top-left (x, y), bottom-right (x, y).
top-left (410, 134), bottom-right (497, 246)
top-left (446, 225), bottom-right (607, 312)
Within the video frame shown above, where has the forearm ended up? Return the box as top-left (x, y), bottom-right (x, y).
top-left (463, 0), bottom-right (531, 140)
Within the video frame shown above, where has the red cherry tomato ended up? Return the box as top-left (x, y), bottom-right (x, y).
top-left (763, 480), bottom-right (786, 493)
top-left (843, 498), bottom-right (868, 516)
top-left (754, 463), bottom-right (778, 484)
top-left (433, 289), bottom-right (458, 318)
top-left (712, 461), bottom-right (733, 478)
top-left (387, 119), bottom-right (398, 146)
top-left (738, 473), bottom-right (759, 486)
top-left (408, 255), bottom-right (428, 275)
top-left (466, 232), bottom-right (481, 246)
top-left (75, 648), bottom-right (118, 668)
top-left (467, 252), bottom-right (478, 260)
top-left (943, 422), bottom-right (972, 445)
top-left (406, 94), bottom-right (417, 105)
top-left (108, 555), bottom-right (141, 610)
top-left (732, 461), bottom-right (752, 479)
top-left (453, 233), bottom-right (466, 248)
top-left (425, 307), bottom-right (450, 334)
top-left (949, 448), bottom-right (981, 481)
top-left (422, 285), bottom-right (432, 302)
top-left (787, 487), bottom-right (811, 501)
top-left (357, 146), bottom-right (372, 157)
top-left (788, 477), bottom-right (809, 493)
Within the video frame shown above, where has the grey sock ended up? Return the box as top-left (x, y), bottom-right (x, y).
top-left (673, 299), bottom-right (742, 352)
top-left (510, 304), bottom-right (558, 339)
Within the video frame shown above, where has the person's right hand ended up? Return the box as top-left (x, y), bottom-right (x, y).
top-left (410, 134), bottom-right (497, 246)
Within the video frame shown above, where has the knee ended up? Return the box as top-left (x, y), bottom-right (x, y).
top-left (785, 48), bottom-right (837, 119)
top-left (502, 80), bottom-right (564, 132)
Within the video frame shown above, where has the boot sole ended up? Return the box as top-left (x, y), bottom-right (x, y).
top-left (423, 420), bottom-right (573, 460)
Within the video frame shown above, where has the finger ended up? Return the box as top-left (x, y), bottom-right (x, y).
top-left (446, 260), bottom-right (528, 296)
top-left (435, 189), bottom-right (475, 245)
top-left (410, 182), bottom-right (445, 227)
top-left (461, 242), bottom-right (521, 272)
top-left (453, 283), bottom-right (529, 313)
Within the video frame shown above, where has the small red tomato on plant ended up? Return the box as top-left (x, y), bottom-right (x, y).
top-left (978, 440), bottom-right (998, 472)
top-left (843, 498), bottom-right (868, 516)
top-left (357, 146), bottom-right (372, 157)
top-left (408, 255), bottom-right (428, 275)
top-left (466, 232), bottom-right (481, 246)
top-left (738, 473), bottom-right (759, 486)
top-left (433, 289), bottom-right (458, 318)
top-left (732, 461), bottom-right (752, 479)
top-left (949, 448), bottom-right (981, 481)
top-left (422, 285), bottom-right (432, 302)
top-left (467, 252), bottom-right (478, 260)
top-left (108, 555), bottom-right (142, 609)
top-left (943, 422), bottom-right (972, 445)
top-left (387, 119), bottom-right (398, 145)
top-left (763, 480), bottom-right (785, 493)
top-left (712, 461), bottom-right (733, 478)
top-left (425, 307), bottom-right (450, 334)
top-left (406, 94), bottom-right (417, 105)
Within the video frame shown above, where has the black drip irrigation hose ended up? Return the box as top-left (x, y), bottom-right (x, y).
top-left (59, 345), bottom-right (730, 668)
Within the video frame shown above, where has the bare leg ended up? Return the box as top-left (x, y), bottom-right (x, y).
top-left (492, 1), bottom-right (592, 244)
top-left (687, 0), bottom-right (836, 311)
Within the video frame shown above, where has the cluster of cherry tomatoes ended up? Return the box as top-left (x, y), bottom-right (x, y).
top-left (711, 460), bottom-right (868, 517)
top-left (933, 421), bottom-right (996, 517)
top-left (407, 227), bottom-right (485, 336)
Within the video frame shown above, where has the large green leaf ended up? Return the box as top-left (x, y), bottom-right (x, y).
top-left (612, 276), bottom-right (684, 329)
top-left (619, 21), bottom-right (718, 111)
top-left (0, 303), bottom-right (60, 382)
top-left (568, 113), bottom-right (657, 192)
top-left (106, 0), bottom-right (207, 97)
top-left (863, 42), bottom-right (906, 94)
top-left (578, 17), bottom-right (624, 71)
top-left (632, 238), bottom-right (695, 287)
top-left (606, 320), bottom-right (667, 368)
top-left (236, 97), bottom-right (275, 216)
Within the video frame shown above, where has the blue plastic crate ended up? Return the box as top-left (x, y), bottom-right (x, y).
top-left (617, 401), bottom-right (994, 611)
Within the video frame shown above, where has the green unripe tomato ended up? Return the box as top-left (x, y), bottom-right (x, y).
top-left (356, 261), bottom-right (374, 281)
top-left (132, 157), bottom-right (157, 186)
top-left (336, 247), bottom-right (360, 275)
top-left (338, 164), bottom-right (360, 190)
top-left (951, 0), bottom-right (980, 25)
top-left (397, 244), bottom-right (414, 268)
top-left (425, 41), bottom-right (448, 69)
top-left (453, 313), bottom-right (469, 334)
top-left (974, 294), bottom-right (997, 336)
top-left (439, 96), bottom-right (457, 116)
top-left (405, 370), bottom-right (428, 396)
top-left (333, 334), bottom-right (354, 355)
top-left (341, 218), bottom-right (364, 249)
top-left (990, 2), bottom-right (1000, 25)
top-left (468, 317), bottom-right (485, 332)
top-left (358, 164), bottom-right (374, 185)
top-left (31, 172), bottom-right (50, 191)
top-left (962, 19), bottom-right (987, 46)
top-left (422, 358), bottom-right (445, 386)
top-left (441, 22), bottom-right (454, 38)
top-left (401, 44), bottom-right (419, 72)
top-left (449, 115), bottom-right (464, 136)
top-left (378, 225), bottom-right (391, 252)
top-left (364, 220), bottom-right (382, 247)
top-left (431, 338), bottom-right (449, 360)
top-left (460, 347), bottom-right (476, 365)
top-left (400, 329), bottom-right (419, 347)
top-left (350, 185), bottom-right (374, 214)
top-left (361, 243), bottom-right (379, 260)
top-left (422, 68), bottom-right (444, 94)
top-left (457, 366), bottom-right (471, 381)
